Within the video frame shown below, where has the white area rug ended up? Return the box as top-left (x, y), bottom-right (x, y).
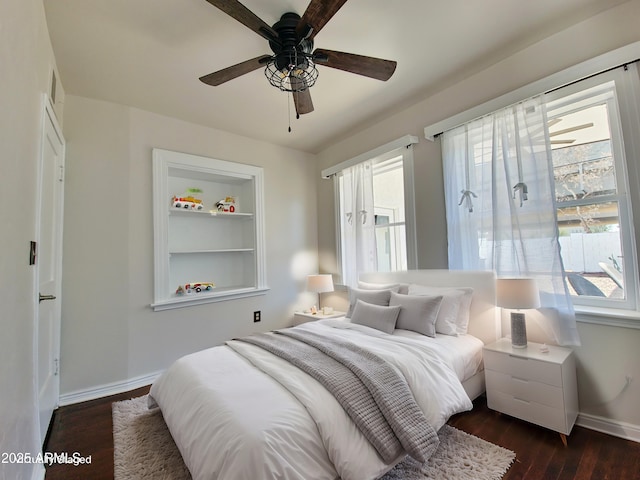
top-left (113, 395), bottom-right (515, 480)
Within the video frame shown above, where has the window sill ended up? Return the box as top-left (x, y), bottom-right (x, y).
top-left (574, 305), bottom-right (640, 329)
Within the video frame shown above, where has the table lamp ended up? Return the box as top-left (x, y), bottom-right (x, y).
top-left (306, 274), bottom-right (334, 312)
top-left (496, 278), bottom-right (540, 348)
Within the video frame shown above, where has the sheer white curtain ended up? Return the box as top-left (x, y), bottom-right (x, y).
top-left (442, 95), bottom-right (580, 346)
top-left (341, 160), bottom-right (377, 287)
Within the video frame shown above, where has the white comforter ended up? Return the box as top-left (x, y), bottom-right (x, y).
top-left (149, 320), bottom-right (473, 480)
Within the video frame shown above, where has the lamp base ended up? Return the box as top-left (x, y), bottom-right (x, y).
top-left (511, 312), bottom-right (528, 348)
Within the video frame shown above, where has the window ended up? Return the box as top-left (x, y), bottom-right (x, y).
top-left (333, 144), bottom-right (417, 286)
top-left (547, 78), bottom-right (638, 311)
top-left (441, 68), bottom-right (640, 324)
top-left (372, 156), bottom-right (408, 272)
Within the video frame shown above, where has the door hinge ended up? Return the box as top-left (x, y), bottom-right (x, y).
top-left (54, 358), bottom-right (59, 376)
top-left (58, 165), bottom-right (64, 182)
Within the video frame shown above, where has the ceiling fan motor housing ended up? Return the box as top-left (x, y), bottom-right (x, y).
top-left (270, 12), bottom-right (313, 71)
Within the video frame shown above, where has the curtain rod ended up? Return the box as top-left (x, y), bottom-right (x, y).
top-left (320, 134), bottom-right (419, 179)
top-left (545, 58), bottom-right (639, 95)
top-left (423, 42), bottom-right (640, 141)
top-left (431, 58), bottom-right (639, 140)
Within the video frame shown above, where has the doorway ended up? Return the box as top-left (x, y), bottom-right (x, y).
top-left (36, 96), bottom-right (65, 445)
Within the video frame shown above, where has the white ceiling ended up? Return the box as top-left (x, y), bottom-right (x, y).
top-left (44, 0), bottom-right (626, 153)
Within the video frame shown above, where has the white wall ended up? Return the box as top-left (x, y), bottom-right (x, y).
top-left (59, 95), bottom-right (319, 396)
top-left (0, 1), bottom-right (62, 478)
top-left (316, 0), bottom-right (640, 436)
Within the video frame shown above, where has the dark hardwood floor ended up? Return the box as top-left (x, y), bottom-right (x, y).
top-left (45, 388), bottom-right (640, 480)
top-left (44, 386), bottom-right (150, 480)
top-left (447, 401), bottom-right (640, 480)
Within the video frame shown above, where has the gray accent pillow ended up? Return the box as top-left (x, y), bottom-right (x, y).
top-left (407, 285), bottom-right (474, 336)
top-left (390, 291), bottom-right (443, 337)
top-left (350, 300), bottom-right (401, 334)
top-left (346, 288), bottom-right (393, 318)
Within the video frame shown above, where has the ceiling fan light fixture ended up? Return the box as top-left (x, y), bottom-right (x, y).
top-left (264, 56), bottom-right (318, 92)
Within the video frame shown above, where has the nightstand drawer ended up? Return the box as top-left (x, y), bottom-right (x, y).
top-left (484, 349), bottom-right (562, 387)
top-left (488, 390), bottom-right (567, 433)
top-left (485, 369), bottom-right (564, 409)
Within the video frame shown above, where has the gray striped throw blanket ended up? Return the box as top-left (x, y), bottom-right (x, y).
top-left (234, 328), bottom-right (439, 463)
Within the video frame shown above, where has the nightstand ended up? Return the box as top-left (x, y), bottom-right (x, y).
top-left (292, 311), bottom-right (346, 326)
top-left (483, 338), bottom-right (578, 445)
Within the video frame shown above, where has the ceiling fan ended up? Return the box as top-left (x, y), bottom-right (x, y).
top-left (199, 0), bottom-right (398, 117)
top-left (549, 121), bottom-right (594, 145)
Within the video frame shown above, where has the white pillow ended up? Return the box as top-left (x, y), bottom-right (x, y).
top-left (358, 280), bottom-right (409, 295)
top-left (346, 288), bottom-right (393, 318)
top-left (389, 291), bottom-right (443, 337)
top-left (350, 300), bottom-right (400, 334)
top-left (407, 285), bottom-right (474, 335)
top-left (454, 288), bottom-right (474, 334)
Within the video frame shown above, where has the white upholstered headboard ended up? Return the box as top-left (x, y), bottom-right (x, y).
top-left (358, 270), bottom-right (499, 345)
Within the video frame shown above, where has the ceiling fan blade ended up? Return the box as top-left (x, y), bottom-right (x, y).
top-left (314, 49), bottom-right (397, 81)
top-left (296, 0), bottom-right (348, 40)
top-left (549, 122), bottom-right (594, 137)
top-left (291, 79), bottom-right (314, 115)
top-left (204, 0), bottom-right (278, 42)
top-left (199, 55), bottom-right (271, 86)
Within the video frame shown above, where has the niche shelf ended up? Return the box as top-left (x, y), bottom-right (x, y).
top-left (151, 148), bottom-right (267, 311)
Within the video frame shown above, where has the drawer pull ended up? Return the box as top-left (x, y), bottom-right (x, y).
top-left (508, 354), bottom-right (528, 360)
top-left (513, 396), bottom-right (531, 404)
top-left (511, 376), bottom-right (529, 384)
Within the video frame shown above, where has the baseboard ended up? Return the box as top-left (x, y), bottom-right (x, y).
top-left (577, 412), bottom-right (640, 443)
top-left (58, 370), bottom-right (162, 406)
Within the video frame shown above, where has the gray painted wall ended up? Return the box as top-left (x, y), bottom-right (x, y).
top-left (60, 96), bottom-right (320, 395)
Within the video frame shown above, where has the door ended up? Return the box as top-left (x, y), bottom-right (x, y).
top-left (37, 97), bottom-right (65, 445)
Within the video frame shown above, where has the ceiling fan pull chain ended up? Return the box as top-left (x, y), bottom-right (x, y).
top-left (288, 93), bottom-right (292, 133)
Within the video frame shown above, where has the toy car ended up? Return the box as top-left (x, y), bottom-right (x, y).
top-left (184, 282), bottom-right (215, 293)
top-left (172, 195), bottom-right (204, 210)
top-left (216, 196), bottom-right (236, 213)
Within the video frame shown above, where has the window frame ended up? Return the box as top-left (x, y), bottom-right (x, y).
top-left (546, 73), bottom-right (640, 313)
top-left (333, 145), bottom-right (418, 285)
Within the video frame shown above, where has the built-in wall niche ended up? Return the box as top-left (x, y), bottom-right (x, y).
top-left (151, 148), bottom-right (267, 311)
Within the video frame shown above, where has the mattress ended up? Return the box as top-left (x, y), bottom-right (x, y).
top-left (150, 319), bottom-right (475, 480)
top-left (390, 327), bottom-right (484, 382)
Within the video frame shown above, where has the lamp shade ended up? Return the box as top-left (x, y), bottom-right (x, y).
top-left (496, 278), bottom-right (540, 309)
top-left (306, 274), bottom-right (334, 294)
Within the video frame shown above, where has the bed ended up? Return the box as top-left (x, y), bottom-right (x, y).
top-left (149, 270), bottom-right (498, 480)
